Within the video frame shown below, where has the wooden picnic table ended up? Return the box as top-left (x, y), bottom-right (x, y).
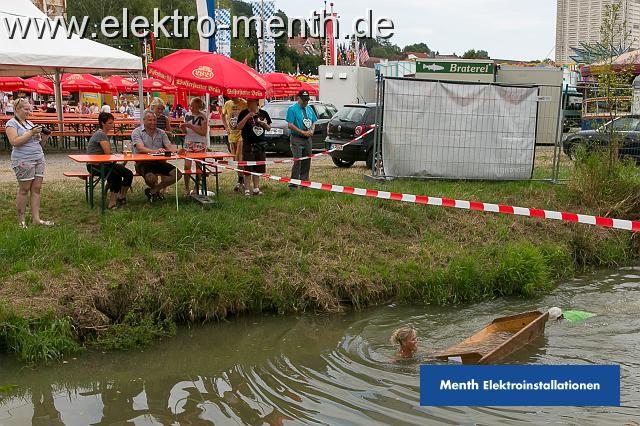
top-left (68, 151), bottom-right (233, 212)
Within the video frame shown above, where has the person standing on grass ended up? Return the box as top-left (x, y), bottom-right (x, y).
top-left (180, 97), bottom-right (208, 196)
top-left (5, 98), bottom-right (53, 228)
top-left (286, 90), bottom-right (317, 190)
top-left (222, 97), bottom-right (248, 192)
top-left (236, 98), bottom-right (272, 196)
top-left (86, 112), bottom-right (134, 210)
top-left (132, 111), bottom-right (182, 203)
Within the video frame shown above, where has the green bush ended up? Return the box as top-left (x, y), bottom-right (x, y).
top-left (0, 308), bottom-right (81, 365)
top-left (569, 147), bottom-right (640, 217)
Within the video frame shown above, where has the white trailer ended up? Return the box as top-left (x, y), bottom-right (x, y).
top-left (318, 65), bottom-right (377, 108)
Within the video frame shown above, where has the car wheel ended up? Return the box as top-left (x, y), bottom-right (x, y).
top-left (332, 157), bottom-right (355, 168)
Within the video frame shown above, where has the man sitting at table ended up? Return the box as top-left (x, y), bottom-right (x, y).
top-left (132, 111), bottom-right (182, 203)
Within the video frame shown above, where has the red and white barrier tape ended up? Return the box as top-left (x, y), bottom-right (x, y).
top-left (188, 158), bottom-right (640, 233)
top-left (219, 127), bottom-right (376, 167)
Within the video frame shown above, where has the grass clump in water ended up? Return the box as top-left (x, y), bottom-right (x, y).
top-left (0, 307), bottom-right (81, 365)
top-left (94, 311), bottom-right (176, 351)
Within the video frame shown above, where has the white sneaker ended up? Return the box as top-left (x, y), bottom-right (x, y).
top-left (244, 189), bottom-right (252, 197)
top-left (253, 188), bottom-right (263, 196)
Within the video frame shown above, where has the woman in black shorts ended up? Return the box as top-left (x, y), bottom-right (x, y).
top-left (237, 99), bottom-right (272, 196)
top-left (86, 112), bottom-right (134, 209)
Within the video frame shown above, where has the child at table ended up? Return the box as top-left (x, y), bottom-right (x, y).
top-left (180, 97), bottom-right (208, 196)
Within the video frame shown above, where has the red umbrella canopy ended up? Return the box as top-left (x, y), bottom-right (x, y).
top-left (104, 76), bottom-right (137, 92)
top-left (133, 78), bottom-right (178, 93)
top-left (300, 81), bottom-right (319, 96)
top-left (148, 49), bottom-right (272, 99)
top-left (60, 74), bottom-right (111, 93)
top-left (0, 77), bottom-right (26, 91)
top-left (262, 73), bottom-right (302, 89)
top-left (23, 78), bottom-right (70, 96)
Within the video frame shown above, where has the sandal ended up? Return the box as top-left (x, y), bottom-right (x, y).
top-left (244, 189), bottom-right (252, 197)
top-left (19, 221), bottom-right (27, 229)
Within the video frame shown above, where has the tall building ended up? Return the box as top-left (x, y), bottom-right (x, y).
top-left (555, 0), bottom-right (640, 64)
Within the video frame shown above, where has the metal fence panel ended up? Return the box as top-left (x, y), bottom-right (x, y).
top-left (379, 78), bottom-right (539, 180)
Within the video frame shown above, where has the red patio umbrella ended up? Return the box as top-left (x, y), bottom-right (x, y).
top-left (132, 78), bottom-right (178, 93)
top-left (148, 49), bottom-right (272, 98)
top-left (23, 78), bottom-right (70, 96)
top-left (104, 76), bottom-right (137, 92)
top-left (300, 81), bottom-right (319, 97)
top-left (0, 77), bottom-right (26, 91)
top-left (262, 72), bottom-right (302, 90)
top-left (59, 74), bottom-right (111, 93)
top-left (263, 73), bottom-right (303, 97)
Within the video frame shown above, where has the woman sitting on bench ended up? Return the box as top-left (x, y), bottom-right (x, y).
top-left (86, 112), bottom-right (133, 209)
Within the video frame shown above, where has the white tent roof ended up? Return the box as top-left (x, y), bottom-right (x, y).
top-left (0, 0), bottom-right (142, 76)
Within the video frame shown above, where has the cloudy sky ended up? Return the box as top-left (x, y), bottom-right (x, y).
top-left (275, 0), bottom-right (557, 60)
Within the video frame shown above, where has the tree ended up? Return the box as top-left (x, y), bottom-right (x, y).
top-left (462, 49), bottom-right (490, 59)
top-left (568, 0), bottom-right (640, 216)
top-left (403, 43), bottom-right (430, 54)
top-left (590, 1), bottom-right (635, 171)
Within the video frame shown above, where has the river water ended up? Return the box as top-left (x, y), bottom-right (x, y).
top-left (1, 267), bottom-right (639, 425)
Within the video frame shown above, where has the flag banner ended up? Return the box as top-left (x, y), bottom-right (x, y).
top-left (252, 1), bottom-right (277, 73)
top-left (325, 13), bottom-right (337, 65)
top-left (421, 365), bottom-right (620, 407)
top-left (195, 0), bottom-right (217, 52)
top-left (215, 9), bottom-right (231, 57)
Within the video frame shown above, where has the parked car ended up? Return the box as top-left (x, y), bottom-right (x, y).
top-left (563, 115), bottom-right (640, 161)
top-left (261, 101), bottom-right (338, 155)
top-left (325, 103), bottom-right (378, 168)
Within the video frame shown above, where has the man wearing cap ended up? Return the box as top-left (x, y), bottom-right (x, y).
top-left (286, 90), bottom-right (318, 189)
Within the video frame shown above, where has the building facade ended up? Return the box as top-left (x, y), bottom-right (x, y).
top-left (31, 0), bottom-right (67, 18)
top-left (555, 0), bottom-right (640, 64)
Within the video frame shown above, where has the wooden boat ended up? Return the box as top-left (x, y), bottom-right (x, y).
top-left (432, 310), bottom-right (549, 365)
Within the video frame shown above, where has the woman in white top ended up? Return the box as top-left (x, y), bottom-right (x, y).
top-left (180, 97), bottom-right (208, 196)
top-left (5, 98), bottom-right (53, 228)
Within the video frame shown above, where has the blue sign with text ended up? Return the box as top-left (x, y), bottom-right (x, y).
top-left (420, 365), bottom-right (620, 406)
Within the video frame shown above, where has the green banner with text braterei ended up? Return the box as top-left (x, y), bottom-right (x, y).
top-left (416, 61), bottom-right (495, 75)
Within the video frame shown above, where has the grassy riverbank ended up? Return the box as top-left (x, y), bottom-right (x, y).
top-left (1, 162), bottom-right (638, 363)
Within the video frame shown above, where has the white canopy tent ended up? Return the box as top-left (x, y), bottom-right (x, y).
top-left (0, 0), bottom-right (144, 126)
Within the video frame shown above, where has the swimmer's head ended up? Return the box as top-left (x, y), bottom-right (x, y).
top-left (548, 307), bottom-right (564, 321)
top-left (390, 327), bottom-right (418, 357)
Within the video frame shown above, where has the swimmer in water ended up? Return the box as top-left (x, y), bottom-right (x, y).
top-left (390, 326), bottom-right (418, 358)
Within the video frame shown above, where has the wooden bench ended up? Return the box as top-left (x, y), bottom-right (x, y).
top-left (64, 170), bottom-right (140, 206)
top-left (65, 163), bottom-right (224, 207)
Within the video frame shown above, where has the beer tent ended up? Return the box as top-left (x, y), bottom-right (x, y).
top-left (0, 0), bottom-right (143, 126)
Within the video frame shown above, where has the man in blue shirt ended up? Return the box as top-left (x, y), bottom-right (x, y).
top-left (286, 90), bottom-right (317, 189)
